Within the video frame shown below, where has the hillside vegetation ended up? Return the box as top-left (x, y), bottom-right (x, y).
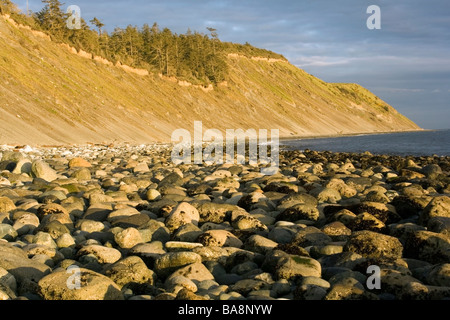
top-left (0, 3), bottom-right (420, 146)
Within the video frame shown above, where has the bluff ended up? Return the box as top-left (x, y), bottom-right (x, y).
top-left (0, 15), bottom-right (420, 146)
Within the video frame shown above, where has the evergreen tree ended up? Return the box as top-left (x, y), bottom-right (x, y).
top-left (90, 17), bottom-right (104, 35)
top-left (0, 0), bottom-right (14, 14)
top-left (35, 0), bottom-right (67, 40)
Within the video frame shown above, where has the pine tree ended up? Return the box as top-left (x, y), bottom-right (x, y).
top-left (36, 0), bottom-right (67, 39)
top-left (90, 17), bottom-right (104, 35)
top-left (0, 0), bottom-right (13, 14)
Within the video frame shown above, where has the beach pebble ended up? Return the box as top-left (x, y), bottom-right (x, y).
top-left (165, 202), bottom-right (200, 232)
top-left (104, 256), bottom-right (156, 288)
top-left (38, 268), bottom-right (124, 300)
top-left (31, 160), bottom-right (58, 182)
top-left (76, 244), bottom-right (122, 264)
top-left (114, 227), bottom-right (143, 249)
top-left (344, 230), bottom-right (403, 260)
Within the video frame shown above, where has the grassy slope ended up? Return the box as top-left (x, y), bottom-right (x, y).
top-left (0, 15), bottom-right (420, 146)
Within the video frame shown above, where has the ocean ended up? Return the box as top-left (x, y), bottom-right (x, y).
top-left (281, 129), bottom-right (450, 157)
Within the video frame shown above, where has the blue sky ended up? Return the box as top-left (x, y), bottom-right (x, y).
top-left (18, 0), bottom-right (450, 129)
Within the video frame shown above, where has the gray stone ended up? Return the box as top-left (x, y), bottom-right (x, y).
top-left (165, 241), bottom-right (203, 252)
top-left (0, 266), bottom-right (17, 295)
top-left (32, 232), bottom-right (57, 248)
top-left (31, 160), bottom-right (58, 182)
top-left (103, 256), bottom-right (156, 288)
top-left (154, 252), bottom-right (202, 278)
top-left (165, 275), bottom-right (198, 294)
top-left (146, 189), bottom-right (161, 201)
top-left (172, 223), bottom-right (203, 242)
top-left (0, 224), bottom-right (18, 241)
top-left (275, 255), bottom-right (322, 280)
top-left (244, 235), bottom-right (278, 254)
top-left (404, 230), bottom-right (450, 264)
top-left (310, 187), bottom-right (342, 204)
top-left (12, 212), bottom-right (40, 236)
top-left (38, 268), bottom-right (124, 300)
top-left (276, 203), bottom-right (320, 223)
top-left (291, 227), bottom-right (332, 247)
top-left (165, 202), bottom-right (200, 232)
top-left (166, 262), bottom-right (215, 284)
top-left (114, 227), bottom-right (143, 249)
top-left (294, 284), bottom-right (327, 300)
top-left (76, 245), bottom-right (122, 264)
top-left (0, 243), bottom-right (51, 292)
top-left (421, 196), bottom-right (450, 225)
top-left (197, 230), bottom-right (243, 248)
top-left (0, 197), bottom-right (16, 213)
top-left (231, 213), bottom-right (268, 232)
top-left (428, 217), bottom-right (450, 236)
top-left (424, 264), bottom-right (450, 287)
top-left (107, 207), bottom-right (140, 223)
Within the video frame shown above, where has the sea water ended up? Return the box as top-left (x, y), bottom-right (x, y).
top-left (281, 129), bottom-right (450, 157)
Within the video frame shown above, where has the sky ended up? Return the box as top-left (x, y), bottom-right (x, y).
top-left (18, 0), bottom-right (450, 129)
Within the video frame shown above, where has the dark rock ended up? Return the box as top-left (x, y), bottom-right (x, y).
top-left (344, 230), bottom-right (403, 260)
top-left (403, 230), bottom-right (450, 264)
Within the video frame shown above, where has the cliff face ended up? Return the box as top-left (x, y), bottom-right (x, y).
top-left (0, 15), bottom-right (420, 146)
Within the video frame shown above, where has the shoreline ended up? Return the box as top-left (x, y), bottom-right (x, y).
top-left (0, 142), bottom-right (449, 301)
top-left (0, 129), bottom-right (432, 150)
top-left (279, 128), bottom-right (430, 143)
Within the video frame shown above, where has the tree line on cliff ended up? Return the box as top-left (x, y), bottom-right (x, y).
top-left (1, 0), bottom-right (285, 85)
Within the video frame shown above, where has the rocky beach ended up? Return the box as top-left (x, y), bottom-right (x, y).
top-left (0, 143), bottom-right (449, 301)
